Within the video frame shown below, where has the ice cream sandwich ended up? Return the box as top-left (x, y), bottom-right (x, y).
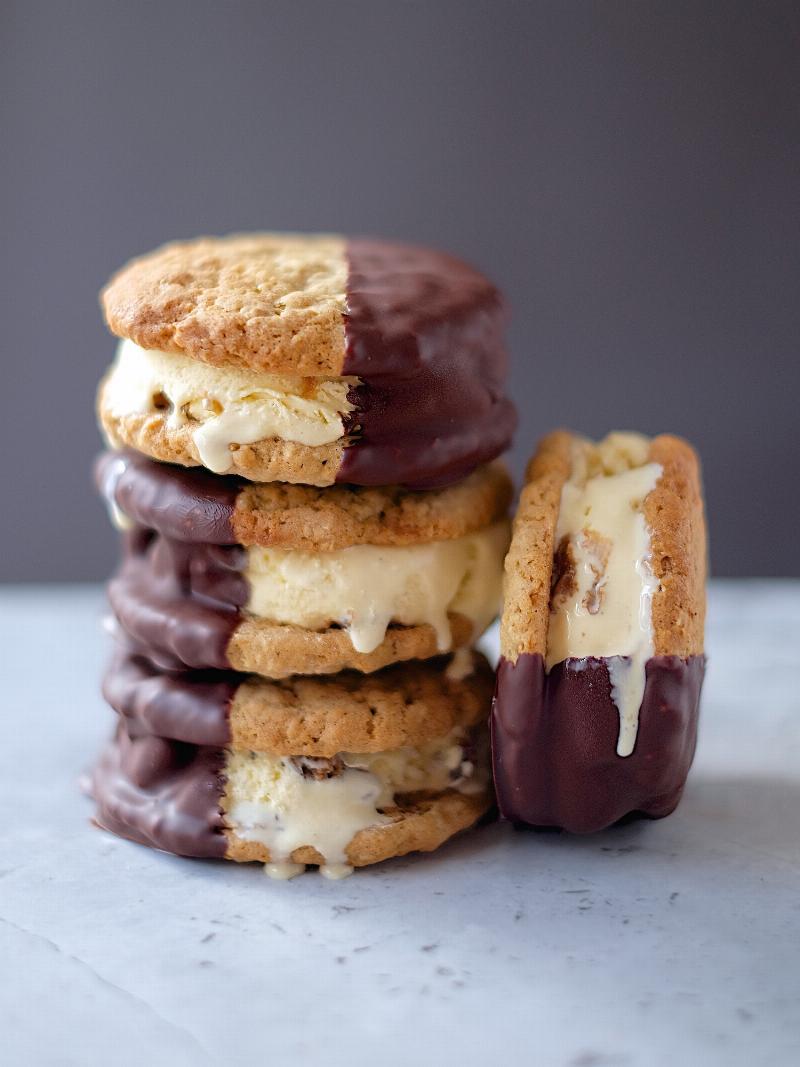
top-left (491, 431), bottom-right (706, 833)
top-left (98, 234), bottom-right (517, 489)
top-left (97, 450), bottom-right (511, 677)
top-left (93, 650), bottom-right (495, 879)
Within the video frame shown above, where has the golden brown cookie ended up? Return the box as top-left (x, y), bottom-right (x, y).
top-left (98, 449), bottom-right (513, 550)
top-left (98, 233), bottom-right (517, 488)
top-left (104, 646), bottom-right (493, 754)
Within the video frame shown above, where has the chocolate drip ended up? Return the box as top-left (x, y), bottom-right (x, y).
top-left (491, 654), bottom-right (705, 833)
top-left (103, 648), bottom-right (238, 746)
top-left (92, 723), bottom-right (227, 858)
top-left (108, 529), bottom-right (247, 670)
top-left (341, 238), bottom-right (517, 488)
top-left (95, 450), bottom-right (240, 543)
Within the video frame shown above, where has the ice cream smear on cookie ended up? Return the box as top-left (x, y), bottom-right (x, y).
top-left (224, 729), bottom-right (486, 879)
top-left (245, 521), bottom-right (509, 654)
top-left (545, 433), bottom-right (662, 756)
top-left (104, 339), bottom-right (355, 473)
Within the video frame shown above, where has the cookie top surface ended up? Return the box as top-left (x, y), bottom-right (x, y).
top-left (101, 233), bottom-right (502, 377)
top-left (102, 234), bottom-right (348, 375)
top-left (500, 430), bottom-right (706, 662)
top-left (96, 450), bottom-right (513, 550)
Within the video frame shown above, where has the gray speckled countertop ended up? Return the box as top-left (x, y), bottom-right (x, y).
top-left (1, 581), bottom-right (798, 1066)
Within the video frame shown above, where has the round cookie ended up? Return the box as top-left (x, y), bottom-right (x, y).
top-left (98, 233), bottom-right (517, 488)
top-left (103, 646), bottom-right (494, 752)
top-left (100, 451), bottom-right (510, 678)
top-left (97, 449), bottom-right (514, 549)
top-left (491, 430), bottom-right (707, 834)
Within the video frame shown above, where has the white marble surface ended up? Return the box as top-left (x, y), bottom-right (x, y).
top-left (0, 581), bottom-right (798, 1067)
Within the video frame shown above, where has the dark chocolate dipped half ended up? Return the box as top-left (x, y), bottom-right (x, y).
top-left (102, 646), bottom-right (238, 747)
top-left (492, 655), bottom-right (704, 833)
top-left (491, 431), bottom-right (707, 834)
top-left (96, 451), bottom-right (247, 669)
top-left (341, 239), bottom-right (517, 488)
top-left (96, 449), bottom-right (242, 543)
top-left (91, 722), bottom-right (227, 858)
top-left (107, 528), bottom-right (246, 671)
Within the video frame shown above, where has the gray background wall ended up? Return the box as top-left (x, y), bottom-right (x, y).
top-left (2, 0), bottom-right (798, 580)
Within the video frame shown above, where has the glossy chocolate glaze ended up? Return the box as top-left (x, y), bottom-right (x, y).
top-left (340, 239), bottom-right (517, 488)
top-left (92, 722), bottom-right (227, 857)
top-left (103, 647), bottom-right (237, 746)
top-left (108, 529), bottom-right (247, 670)
top-left (491, 654), bottom-right (705, 833)
top-left (95, 450), bottom-right (240, 543)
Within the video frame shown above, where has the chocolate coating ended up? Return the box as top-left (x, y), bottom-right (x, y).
top-left (108, 529), bottom-right (246, 671)
top-left (95, 450), bottom-right (240, 543)
top-left (103, 647), bottom-right (237, 746)
top-left (91, 723), bottom-right (226, 858)
top-left (340, 239), bottom-right (517, 488)
top-left (491, 654), bottom-right (705, 833)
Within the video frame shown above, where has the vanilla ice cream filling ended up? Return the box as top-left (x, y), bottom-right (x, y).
top-left (103, 339), bottom-right (355, 473)
top-left (245, 521), bottom-right (509, 654)
top-left (545, 433), bottom-right (662, 757)
top-left (224, 729), bottom-right (487, 879)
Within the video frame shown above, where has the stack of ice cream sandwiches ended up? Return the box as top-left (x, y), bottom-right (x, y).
top-left (91, 233), bottom-right (517, 879)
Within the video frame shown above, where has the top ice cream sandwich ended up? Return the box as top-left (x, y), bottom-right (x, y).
top-left (98, 233), bottom-right (517, 489)
top-left (491, 430), bottom-right (707, 833)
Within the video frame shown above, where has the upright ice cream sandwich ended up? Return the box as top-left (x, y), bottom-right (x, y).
top-left (98, 233), bottom-right (517, 489)
top-left (97, 451), bottom-right (511, 677)
top-left (491, 431), bottom-right (706, 833)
